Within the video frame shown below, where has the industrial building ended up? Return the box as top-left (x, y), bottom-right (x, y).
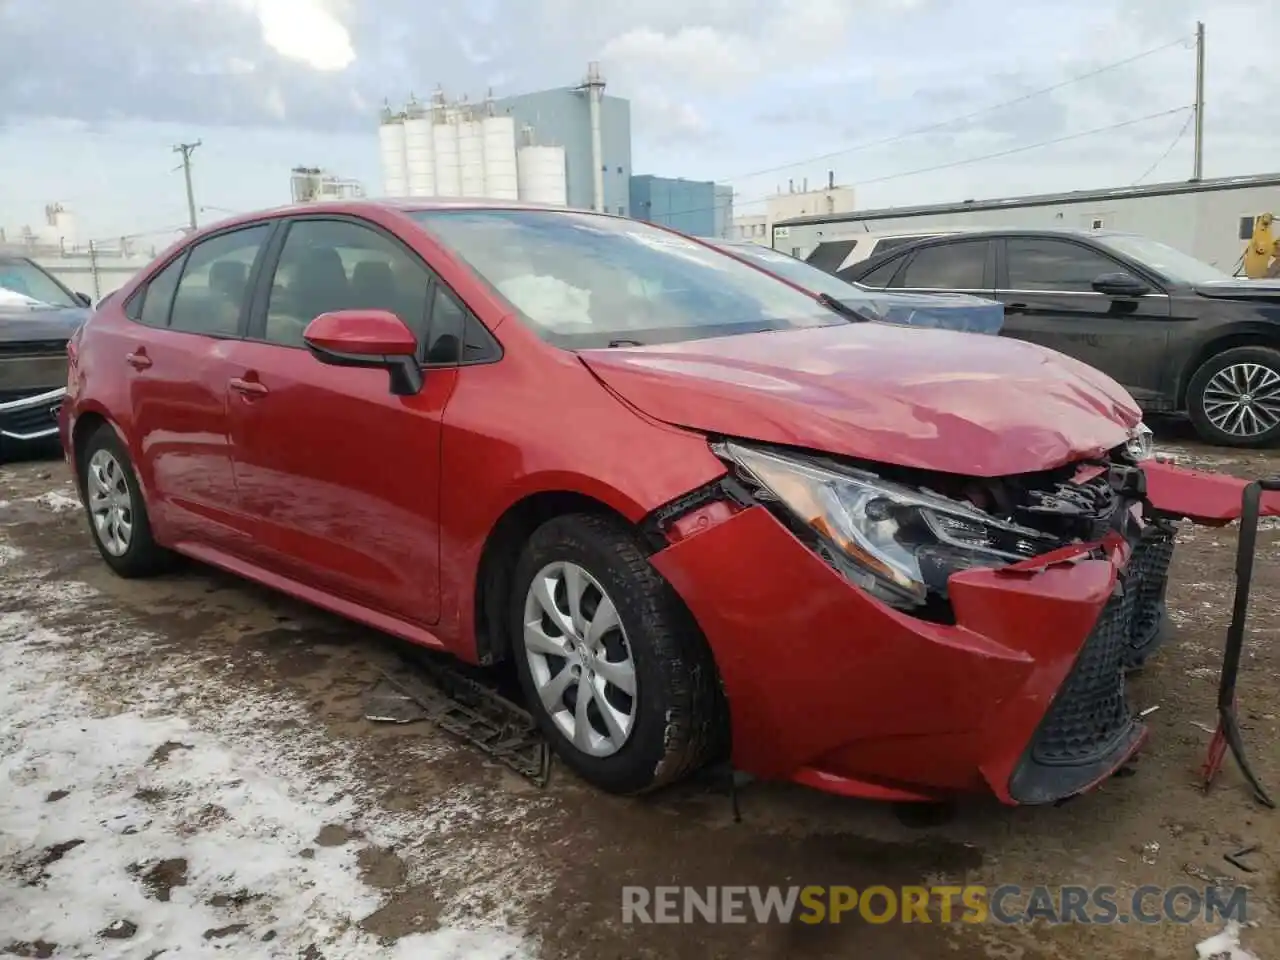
top-left (629, 176), bottom-right (733, 237)
top-left (731, 175), bottom-right (857, 245)
top-left (289, 167), bottom-right (366, 204)
top-left (377, 62), bottom-right (628, 214)
top-left (772, 172), bottom-right (1280, 271)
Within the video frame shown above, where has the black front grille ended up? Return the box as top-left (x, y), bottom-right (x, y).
top-left (1126, 523), bottom-right (1176, 665)
top-left (1031, 586), bottom-right (1135, 766)
top-left (1007, 522), bottom-right (1176, 803)
top-left (0, 394), bottom-right (61, 435)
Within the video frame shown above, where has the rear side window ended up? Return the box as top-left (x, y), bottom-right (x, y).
top-left (136, 256), bottom-right (186, 327)
top-left (169, 225), bottom-right (271, 337)
top-left (899, 241), bottom-right (988, 289)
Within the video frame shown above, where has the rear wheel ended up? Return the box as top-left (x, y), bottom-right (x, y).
top-left (1186, 346), bottom-right (1280, 447)
top-left (509, 513), bottom-right (725, 794)
top-left (79, 425), bottom-right (172, 577)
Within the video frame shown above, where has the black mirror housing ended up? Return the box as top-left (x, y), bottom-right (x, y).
top-left (304, 343), bottom-right (424, 396)
top-left (1092, 272), bottom-right (1151, 297)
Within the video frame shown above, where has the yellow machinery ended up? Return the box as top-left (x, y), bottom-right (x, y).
top-left (1243, 213), bottom-right (1280, 278)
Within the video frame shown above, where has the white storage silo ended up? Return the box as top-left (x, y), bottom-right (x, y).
top-left (517, 145), bottom-right (568, 206)
top-left (458, 118), bottom-right (487, 197)
top-left (378, 114), bottom-right (409, 197)
top-left (482, 116), bottom-right (519, 200)
top-left (403, 103), bottom-right (436, 197)
top-left (432, 118), bottom-right (461, 197)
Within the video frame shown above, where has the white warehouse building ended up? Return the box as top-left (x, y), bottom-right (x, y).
top-left (773, 172), bottom-right (1280, 272)
top-left (378, 90), bottom-right (569, 206)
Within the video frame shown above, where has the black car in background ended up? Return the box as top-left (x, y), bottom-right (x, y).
top-left (0, 257), bottom-right (92, 460)
top-left (839, 228), bottom-right (1280, 447)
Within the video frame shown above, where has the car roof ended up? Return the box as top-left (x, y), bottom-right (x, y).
top-left (863, 226), bottom-right (1137, 241)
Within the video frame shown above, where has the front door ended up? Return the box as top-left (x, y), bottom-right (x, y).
top-left (124, 223), bottom-right (272, 543)
top-left (224, 216), bottom-right (453, 624)
top-left (995, 237), bottom-right (1172, 404)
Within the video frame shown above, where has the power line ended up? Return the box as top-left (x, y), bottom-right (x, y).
top-left (1132, 109), bottom-right (1196, 185)
top-left (653, 105), bottom-right (1195, 221)
top-left (722, 34), bottom-right (1194, 183)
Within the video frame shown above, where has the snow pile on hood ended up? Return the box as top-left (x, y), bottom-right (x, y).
top-left (0, 286), bottom-right (47, 309)
top-left (0, 534), bottom-right (541, 959)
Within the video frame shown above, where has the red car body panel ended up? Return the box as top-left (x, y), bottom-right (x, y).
top-left (56, 199), bottom-right (1272, 807)
top-left (1143, 459), bottom-right (1280, 523)
top-left (579, 323), bottom-right (1142, 477)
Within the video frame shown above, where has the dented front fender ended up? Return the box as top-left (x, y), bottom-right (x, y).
top-left (1143, 460), bottom-right (1280, 525)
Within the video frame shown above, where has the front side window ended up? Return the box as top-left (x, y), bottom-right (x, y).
top-left (411, 209), bottom-right (841, 349)
top-left (169, 225), bottom-right (271, 336)
top-left (899, 241), bottom-right (988, 289)
top-left (0, 259), bottom-right (77, 307)
top-left (854, 255), bottom-right (905, 288)
top-left (1005, 239), bottom-right (1123, 292)
top-left (263, 219), bottom-right (432, 347)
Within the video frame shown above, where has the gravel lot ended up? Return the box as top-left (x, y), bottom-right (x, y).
top-left (2, 422), bottom-right (1278, 959)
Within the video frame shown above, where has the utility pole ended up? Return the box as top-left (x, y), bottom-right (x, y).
top-left (173, 140), bottom-right (202, 232)
top-left (1192, 21), bottom-right (1205, 181)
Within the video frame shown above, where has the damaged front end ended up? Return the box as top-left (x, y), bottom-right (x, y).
top-left (650, 433), bottom-right (1218, 806)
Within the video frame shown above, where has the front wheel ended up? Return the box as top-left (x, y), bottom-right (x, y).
top-left (1186, 346), bottom-right (1280, 447)
top-left (509, 513), bottom-right (726, 794)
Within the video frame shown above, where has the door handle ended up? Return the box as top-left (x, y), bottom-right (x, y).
top-left (229, 377), bottom-right (268, 397)
top-left (125, 350), bottom-right (152, 370)
top-left (1005, 302), bottom-right (1030, 315)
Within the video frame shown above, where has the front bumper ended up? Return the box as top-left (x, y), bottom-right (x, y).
top-left (650, 504), bottom-right (1175, 806)
top-left (0, 387), bottom-right (65, 443)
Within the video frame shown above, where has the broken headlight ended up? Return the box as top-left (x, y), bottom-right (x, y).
top-left (718, 441), bottom-right (1060, 610)
top-left (1122, 422), bottom-right (1155, 463)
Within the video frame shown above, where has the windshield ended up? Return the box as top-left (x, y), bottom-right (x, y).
top-left (1096, 234), bottom-right (1233, 285)
top-left (411, 209), bottom-right (842, 348)
top-left (0, 259), bottom-right (78, 308)
top-left (707, 242), bottom-right (867, 298)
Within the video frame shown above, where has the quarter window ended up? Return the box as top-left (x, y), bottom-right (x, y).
top-left (136, 255), bottom-right (186, 328)
top-left (1005, 239), bottom-right (1123, 292)
top-left (262, 219), bottom-right (431, 348)
top-left (169, 225), bottom-right (271, 337)
top-left (899, 241), bottom-right (988, 289)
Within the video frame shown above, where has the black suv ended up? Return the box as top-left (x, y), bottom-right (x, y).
top-left (839, 228), bottom-right (1280, 447)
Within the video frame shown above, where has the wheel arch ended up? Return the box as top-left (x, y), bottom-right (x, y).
top-left (472, 489), bottom-right (638, 666)
top-left (1177, 326), bottom-right (1280, 408)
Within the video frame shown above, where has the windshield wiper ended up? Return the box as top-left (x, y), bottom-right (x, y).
top-left (816, 293), bottom-right (872, 322)
top-left (607, 338), bottom-right (645, 348)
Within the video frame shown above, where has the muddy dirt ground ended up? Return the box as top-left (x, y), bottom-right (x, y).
top-left (2, 420), bottom-right (1278, 959)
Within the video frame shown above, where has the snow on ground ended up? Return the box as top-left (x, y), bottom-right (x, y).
top-left (0, 516), bottom-right (541, 959)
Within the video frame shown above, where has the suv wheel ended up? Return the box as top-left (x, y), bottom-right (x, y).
top-left (79, 425), bottom-right (171, 577)
top-left (509, 513), bottom-right (725, 794)
top-left (1186, 346), bottom-right (1280, 447)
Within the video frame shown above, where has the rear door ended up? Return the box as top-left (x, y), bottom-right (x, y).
top-left (121, 223), bottom-right (273, 542)
top-left (222, 215), bottom-right (458, 623)
top-left (995, 237), bottom-right (1171, 403)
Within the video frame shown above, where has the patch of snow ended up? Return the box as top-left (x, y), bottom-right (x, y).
top-left (0, 539), bottom-right (542, 959)
top-left (0, 544), bottom-right (23, 567)
top-left (27, 490), bottom-right (82, 514)
top-left (1196, 921), bottom-right (1259, 960)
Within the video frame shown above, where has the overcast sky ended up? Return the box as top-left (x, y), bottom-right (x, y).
top-left (0, 0), bottom-right (1275, 245)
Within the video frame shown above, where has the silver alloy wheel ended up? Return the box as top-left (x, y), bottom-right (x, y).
top-left (86, 448), bottom-right (133, 557)
top-left (522, 560), bottom-right (637, 757)
top-left (1203, 362), bottom-right (1280, 438)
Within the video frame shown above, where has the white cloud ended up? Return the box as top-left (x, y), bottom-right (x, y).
top-left (243, 0), bottom-right (356, 71)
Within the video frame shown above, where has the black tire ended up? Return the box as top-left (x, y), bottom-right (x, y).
top-left (1186, 345), bottom-right (1280, 448)
top-left (509, 513), bottom-right (726, 795)
top-left (77, 424), bottom-right (172, 577)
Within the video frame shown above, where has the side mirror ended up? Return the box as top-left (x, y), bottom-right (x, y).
top-left (74, 292), bottom-right (93, 307)
top-left (1092, 272), bottom-right (1151, 297)
top-left (303, 309), bottom-right (423, 396)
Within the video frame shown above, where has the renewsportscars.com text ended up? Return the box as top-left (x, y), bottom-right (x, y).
top-left (621, 884), bottom-right (1248, 925)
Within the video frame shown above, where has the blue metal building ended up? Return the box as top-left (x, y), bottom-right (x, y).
top-left (629, 176), bottom-right (731, 237)
top-left (491, 82), bottom-right (632, 215)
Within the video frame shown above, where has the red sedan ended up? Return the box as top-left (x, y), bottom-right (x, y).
top-left (58, 200), bottom-right (1270, 805)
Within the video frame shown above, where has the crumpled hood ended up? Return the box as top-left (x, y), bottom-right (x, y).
top-left (579, 323), bottom-right (1141, 477)
top-left (0, 305), bottom-right (89, 342)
